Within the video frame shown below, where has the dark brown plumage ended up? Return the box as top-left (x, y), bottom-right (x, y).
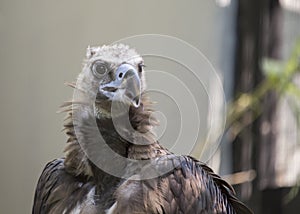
top-left (33, 44), bottom-right (253, 214)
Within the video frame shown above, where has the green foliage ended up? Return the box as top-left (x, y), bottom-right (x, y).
top-left (227, 38), bottom-right (300, 137)
top-left (227, 38), bottom-right (300, 203)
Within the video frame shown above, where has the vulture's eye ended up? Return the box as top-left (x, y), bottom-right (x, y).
top-left (138, 62), bottom-right (145, 73)
top-left (92, 60), bottom-right (108, 77)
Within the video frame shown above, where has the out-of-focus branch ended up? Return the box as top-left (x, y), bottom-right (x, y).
top-left (223, 170), bottom-right (257, 186)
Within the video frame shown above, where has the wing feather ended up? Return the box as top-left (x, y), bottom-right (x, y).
top-left (156, 155), bottom-right (253, 213)
top-left (32, 159), bottom-right (93, 214)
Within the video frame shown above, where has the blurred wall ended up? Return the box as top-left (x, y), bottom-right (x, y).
top-left (0, 1), bottom-right (236, 213)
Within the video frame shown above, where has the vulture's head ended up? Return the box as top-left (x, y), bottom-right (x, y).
top-left (77, 44), bottom-right (146, 119)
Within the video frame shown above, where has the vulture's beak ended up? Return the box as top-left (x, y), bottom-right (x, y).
top-left (100, 64), bottom-right (141, 108)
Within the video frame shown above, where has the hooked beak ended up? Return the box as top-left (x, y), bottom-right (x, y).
top-left (99, 64), bottom-right (141, 108)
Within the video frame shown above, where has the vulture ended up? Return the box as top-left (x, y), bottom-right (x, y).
top-left (33, 44), bottom-right (253, 214)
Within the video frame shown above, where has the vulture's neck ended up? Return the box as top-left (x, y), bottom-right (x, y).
top-left (95, 95), bottom-right (162, 160)
top-left (90, 95), bottom-right (167, 194)
top-left (63, 94), bottom-right (167, 182)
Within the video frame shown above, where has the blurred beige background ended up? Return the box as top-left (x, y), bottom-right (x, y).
top-left (0, 1), bottom-right (236, 213)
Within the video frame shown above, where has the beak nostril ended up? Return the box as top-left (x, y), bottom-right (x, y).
top-left (102, 87), bottom-right (117, 92)
top-left (118, 72), bottom-right (123, 78)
